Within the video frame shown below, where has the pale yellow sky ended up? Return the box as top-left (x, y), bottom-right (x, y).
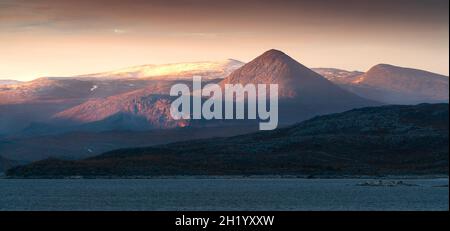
top-left (1, 0), bottom-right (448, 81)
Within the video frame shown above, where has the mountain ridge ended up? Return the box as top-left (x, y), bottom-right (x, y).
top-left (76, 59), bottom-right (244, 80)
top-left (7, 103), bottom-right (448, 177)
top-left (52, 49), bottom-right (379, 129)
top-left (320, 64), bottom-right (449, 105)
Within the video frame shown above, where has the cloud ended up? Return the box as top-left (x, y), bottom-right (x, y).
top-left (113, 29), bottom-right (127, 34)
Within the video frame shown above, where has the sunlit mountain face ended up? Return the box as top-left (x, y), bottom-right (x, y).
top-left (76, 59), bottom-right (244, 80)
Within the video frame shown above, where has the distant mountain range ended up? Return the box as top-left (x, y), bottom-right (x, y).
top-left (53, 49), bottom-right (377, 129)
top-left (0, 60), bottom-right (243, 134)
top-left (0, 49), bottom-right (448, 164)
top-left (7, 103), bottom-right (448, 177)
top-left (76, 59), bottom-right (244, 80)
top-left (0, 78), bottom-right (173, 134)
top-left (313, 65), bottom-right (449, 104)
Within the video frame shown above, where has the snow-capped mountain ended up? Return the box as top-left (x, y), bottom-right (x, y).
top-left (54, 50), bottom-right (377, 130)
top-left (76, 59), bottom-right (244, 80)
top-left (312, 68), bottom-right (364, 85)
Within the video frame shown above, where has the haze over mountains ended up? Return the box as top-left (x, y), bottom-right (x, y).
top-left (0, 49), bottom-right (449, 166)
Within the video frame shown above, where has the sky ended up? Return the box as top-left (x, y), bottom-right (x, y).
top-left (0, 0), bottom-right (449, 81)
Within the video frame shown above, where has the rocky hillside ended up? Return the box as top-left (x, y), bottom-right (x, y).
top-left (7, 103), bottom-right (448, 177)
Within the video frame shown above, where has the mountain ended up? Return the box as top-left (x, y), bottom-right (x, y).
top-left (0, 77), bottom-right (93, 104)
top-left (0, 77), bottom-right (157, 135)
top-left (77, 59), bottom-right (244, 80)
top-left (0, 77), bottom-right (96, 135)
top-left (8, 103), bottom-right (448, 177)
top-left (220, 49), bottom-right (379, 123)
top-left (51, 50), bottom-right (378, 130)
top-left (353, 64), bottom-right (449, 104)
top-left (0, 59), bottom-right (244, 105)
top-left (321, 64), bottom-right (449, 105)
top-left (0, 77), bottom-right (155, 105)
top-left (0, 60), bottom-right (244, 135)
top-left (51, 80), bottom-right (197, 130)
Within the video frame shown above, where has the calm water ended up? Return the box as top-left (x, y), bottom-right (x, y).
top-left (0, 178), bottom-right (448, 211)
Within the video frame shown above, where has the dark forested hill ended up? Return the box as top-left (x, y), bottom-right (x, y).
top-left (7, 103), bottom-right (449, 177)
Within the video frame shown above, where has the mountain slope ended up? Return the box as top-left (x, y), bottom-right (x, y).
top-left (0, 77), bottom-right (156, 105)
top-left (0, 77), bottom-right (160, 135)
top-left (8, 103), bottom-right (448, 177)
top-left (77, 59), bottom-right (244, 80)
top-left (221, 50), bottom-right (365, 99)
top-left (52, 80), bottom-right (196, 129)
top-left (330, 64), bottom-right (449, 104)
top-left (52, 50), bottom-right (378, 130)
top-left (220, 49), bottom-right (379, 123)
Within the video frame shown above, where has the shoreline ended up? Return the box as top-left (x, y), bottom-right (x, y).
top-left (1, 174), bottom-right (448, 180)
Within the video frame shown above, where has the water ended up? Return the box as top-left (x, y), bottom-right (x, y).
top-left (0, 178), bottom-right (448, 211)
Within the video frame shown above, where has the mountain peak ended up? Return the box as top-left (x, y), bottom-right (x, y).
top-left (367, 64), bottom-right (403, 74)
top-left (225, 58), bottom-right (244, 63)
top-left (366, 63), bottom-right (449, 79)
top-left (220, 50), bottom-right (376, 111)
top-left (255, 49), bottom-right (297, 64)
top-left (260, 49), bottom-right (288, 56)
top-left (220, 49), bottom-right (314, 96)
top-left (372, 63), bottom-right (394, 68)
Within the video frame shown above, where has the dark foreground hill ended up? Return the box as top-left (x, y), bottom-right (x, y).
top-left (7, 103), bottom-right (449, 178)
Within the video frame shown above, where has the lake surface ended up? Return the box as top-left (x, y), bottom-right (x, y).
top-left (0, 178), bottom-right (448, 211)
